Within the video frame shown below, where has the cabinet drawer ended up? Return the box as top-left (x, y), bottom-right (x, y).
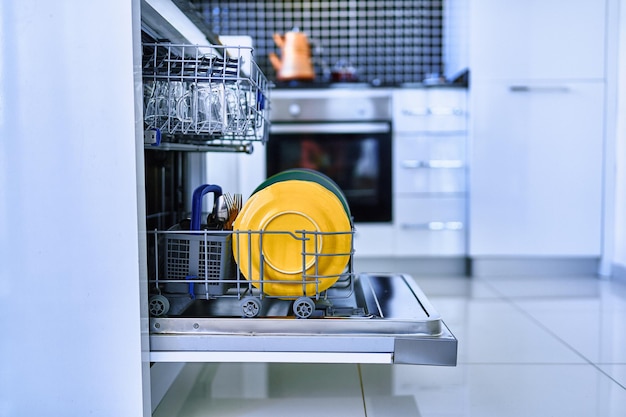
top-left (394, 161), bottom-right (466, 193)
top-left (395, 196), bottom-right (465, 224)
top-left (395, 197), bottom-right (466, 256)
top-left (393, 89), bottom-right (467, 133)
top-left (353, 223), bottom-right (395, 257)
top-left (395, 133), bottom-right (466, 161)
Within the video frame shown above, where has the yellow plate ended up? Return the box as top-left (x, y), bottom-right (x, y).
top-left (232, 180), bottom-right (352, 297)
top-left (251, 168), bottom-right (352, 224)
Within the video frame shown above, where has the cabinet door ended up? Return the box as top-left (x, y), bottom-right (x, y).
top-left (470, 0), bottom-right (606, 80)
top-left (395, 197), bottom-right (466, 256)
top-left (393, 88), bottom-right (467, 133)
top-left (353, 223), bottom-right (395, 257)
top-left (394, 133), bottom-right (467, 194)
top-left (469, 81), bottom-right (604, 256)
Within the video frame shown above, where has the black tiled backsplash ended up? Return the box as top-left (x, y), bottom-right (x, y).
top-left (189, 0), bottom-right (444, 85)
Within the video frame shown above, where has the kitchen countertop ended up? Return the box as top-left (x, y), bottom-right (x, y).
top-left (271, 80), bottom-right (468, 90)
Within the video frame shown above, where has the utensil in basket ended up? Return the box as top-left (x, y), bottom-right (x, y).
top-left (223, 193), bottom-right (242, 230)
top-left (207, 195), bottom-right (229, 230)
top-left (165, 183), bottom-right (234, 299)
top-left (191, 184), bottom-right (222, 230)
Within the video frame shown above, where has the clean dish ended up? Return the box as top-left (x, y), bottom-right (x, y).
top-left (252, 168), bottom-right (352, 223)
top-left (233, 180), bottom-right (352, 297)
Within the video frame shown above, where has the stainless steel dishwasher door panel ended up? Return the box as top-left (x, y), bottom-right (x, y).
top-left (149, 274), bottom-right (458, 366)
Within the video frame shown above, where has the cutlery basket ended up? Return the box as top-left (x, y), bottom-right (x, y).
top-left (163, 231), bottom-right (234, 298)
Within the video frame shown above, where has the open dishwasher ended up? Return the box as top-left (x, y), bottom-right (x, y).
top-left (142, 38), bottom-right (456, 366)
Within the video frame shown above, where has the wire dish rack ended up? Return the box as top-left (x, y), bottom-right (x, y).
top-left (142, 42), bottom-right (270, 153)
top-left (147, 228), bottom-right (358, 319)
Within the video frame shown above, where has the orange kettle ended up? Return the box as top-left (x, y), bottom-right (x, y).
top-left (268, 29), bottom-right (315, 81)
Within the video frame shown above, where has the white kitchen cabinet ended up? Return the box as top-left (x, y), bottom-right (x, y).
top-left (469, 80), bottom-right (604, 256)
top-left (395, 197), bottom-right (466, 256)
top-left (353, 223), bottom-right (395, 256)
top-left (470, 0), bottom-right (606, 80)
top-left (393, 88), bottom-right (468, 256)
top-left (393, 88), bottom-right (467, 133)
top-left (395, 157), bottom-right (466, 195)
top-left (468, 0), bottom-right (607, 262)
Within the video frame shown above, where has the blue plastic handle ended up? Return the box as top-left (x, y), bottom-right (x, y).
top-left (190, 184), bottom-right (222, 230)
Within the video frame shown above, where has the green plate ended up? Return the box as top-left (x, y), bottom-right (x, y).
top-left (252, 168), bottom-right (352, 224)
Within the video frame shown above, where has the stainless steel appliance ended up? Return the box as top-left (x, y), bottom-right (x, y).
top-left (141, 36), bottom-right (456, 366)
top-left (149, 272), bottom-right (457, 365)
top-left (267, 88), bottom-right (393, 223)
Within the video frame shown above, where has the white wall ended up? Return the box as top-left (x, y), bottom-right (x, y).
top-left (444, 0), bottom-right (470, 80)
top-left (613, 0), bottom-right (626, 277)
top-left (0, 1), bottom-right (148, 416)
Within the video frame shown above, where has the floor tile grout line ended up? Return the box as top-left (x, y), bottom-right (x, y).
top-left (357, 364), bottom-right (369, 417)
top-left (477, 277), bottom-right (594, 362)
top-left (477, 278), bottom-right (626, 391)
top-left (455, 361), bottom-right (608, 366)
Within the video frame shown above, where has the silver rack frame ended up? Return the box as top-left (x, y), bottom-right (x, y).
top-left (147, 228), bottom-right (357, 318)
top-left (142, 42), bottom-right (270, 151)
top-left (145, 228), bottom-right (458, 366)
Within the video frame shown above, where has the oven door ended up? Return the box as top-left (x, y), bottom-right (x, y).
top-left (267, 122), bottom-right (392, 223)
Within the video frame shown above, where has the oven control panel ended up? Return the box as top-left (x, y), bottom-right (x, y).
top-left (270, 89), bottom-right (392, 122)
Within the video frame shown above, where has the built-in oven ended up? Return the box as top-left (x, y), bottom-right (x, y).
top-left (267, 88), bottom-right (392, 223)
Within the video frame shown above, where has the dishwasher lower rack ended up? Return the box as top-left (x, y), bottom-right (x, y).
top-left (147, 228), bottom-right (359, 320)
top-left (146, 229), bottom-right (457, 366)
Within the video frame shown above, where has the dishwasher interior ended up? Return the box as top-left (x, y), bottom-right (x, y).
top-left (142, 37), bottom-right (457, 366)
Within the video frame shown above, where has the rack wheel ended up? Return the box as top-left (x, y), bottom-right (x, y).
top-left (293, 297), bottom-right (316, 319)
top-left (240, 297), bottom-right (262, 318)
top-left (149, 294), bottom-right (170, 317)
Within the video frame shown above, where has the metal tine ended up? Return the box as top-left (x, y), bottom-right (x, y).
top-left (234, 193), bottom-right (242, 212)
top-left (232, 194), bottom-right (241, 222)
top-left (223, 192), bottom-right (238, 230)
top-left (223, 192), bottom-right (233, 213)
top-left (230, 194), bottom-right (242, 228)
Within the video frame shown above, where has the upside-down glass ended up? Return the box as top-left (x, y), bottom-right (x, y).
top-left (176, 83), bottom-right (225, 133)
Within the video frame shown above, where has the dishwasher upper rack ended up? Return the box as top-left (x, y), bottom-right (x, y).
top-left (146, 228), bottom-right (358, 320)
top-left (142, 42), bottom-right (270, 152)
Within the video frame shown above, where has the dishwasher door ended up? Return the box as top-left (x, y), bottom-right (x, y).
top-left (149, 273), bottom-right (457, 366)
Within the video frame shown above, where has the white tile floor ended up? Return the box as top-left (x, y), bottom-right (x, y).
top-left (154, 274), bottom-right (626, 416)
